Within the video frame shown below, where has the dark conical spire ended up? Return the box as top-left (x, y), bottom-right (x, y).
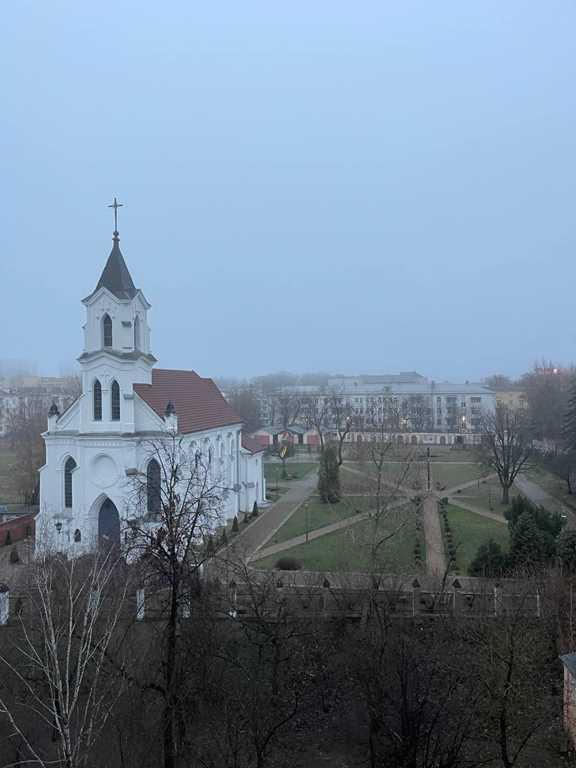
top-left (94, 232), bottom-right (137, 300)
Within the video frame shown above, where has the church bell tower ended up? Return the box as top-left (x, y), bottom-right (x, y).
top-left (77, 199), bottom-right (156, 433)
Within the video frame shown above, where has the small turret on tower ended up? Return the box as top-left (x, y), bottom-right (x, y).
top-left (164, 401), bottom-right (178, 433)
top-left (47, 402), bottom-right (60, 432)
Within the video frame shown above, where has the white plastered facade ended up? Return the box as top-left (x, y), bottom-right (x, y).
top-left (37, 242), bottom-right (265, 555)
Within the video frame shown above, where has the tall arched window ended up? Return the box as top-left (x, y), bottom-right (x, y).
top-left (64, 457), bottom-right (77, 508)
top-left (134, 315), bottom-right (141, 350)
top-left (147, 459), bottom-right (161, 513)
top-left (93, 379), bottom-right (102, 421)
top-left (111, 380), bottom-right (120, 421)
top-left (102, 314), bottom-right (113, 348)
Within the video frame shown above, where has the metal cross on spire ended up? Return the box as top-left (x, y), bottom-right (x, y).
top-left (108, 197), bottom-right (124, 235)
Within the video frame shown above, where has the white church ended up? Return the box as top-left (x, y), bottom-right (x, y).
top-left (38, 220), bottom-right (266, 554)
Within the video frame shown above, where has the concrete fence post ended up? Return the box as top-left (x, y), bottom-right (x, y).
top-left (0, 590), bottom-right (9, 626)
top-left (493, 584), bottom-right (502, 617)
top-left (136, 588), bottom-right (145, 621)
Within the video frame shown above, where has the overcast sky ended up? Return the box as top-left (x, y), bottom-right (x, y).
top-left (2, 1), bottom-right (576, 382)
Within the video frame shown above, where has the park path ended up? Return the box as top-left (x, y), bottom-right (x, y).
top-left (226, 471), bottom-right (318, 562)
top-left (418, 461), bottom-right (447, 577)
top-left (513, 474), bottom-right (573, 522)
top-left (422, 493), bottom-right (446, 576)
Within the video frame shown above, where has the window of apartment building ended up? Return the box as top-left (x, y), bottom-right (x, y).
top-left (471, 396), bottom-right (482, 403)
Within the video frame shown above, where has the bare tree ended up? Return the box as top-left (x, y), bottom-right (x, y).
top-left (327, 390), bottom-right (355, 466)
top-left (406, 394), bottom-right (433, 432)
top-left (303, 394), bottom-right (330, 450)
top-left (227, 387), bottom-right (262, 433)
top-left (350, 424), bottom-right (418, 572)
top-left (274, 393), bottom-right (302, 430)
top-left (521, 361), bottom-right (572, 442)
top-left (126, 432), bottom-right (225, 768)
top-left (0, 551), bottom-right (127, 768)
top-left (7, 397), bottom-right (47, 506)
top-left (469, 603), bottom-right (561, 768)
top-left (479, 404), bottom-right (532, 504)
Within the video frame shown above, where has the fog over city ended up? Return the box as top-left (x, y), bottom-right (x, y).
top-left (6, 4), bottom-right (576, 768)
top-left (3, 1), bottom-right (576, 380)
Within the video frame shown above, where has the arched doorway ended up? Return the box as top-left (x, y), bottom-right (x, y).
top-left (98, 498), bottom-right (120, 551)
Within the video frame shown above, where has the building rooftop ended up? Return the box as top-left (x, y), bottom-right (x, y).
top-left (277, 381), bottom-right (494, 397)
top-left (134, 369), bottom-right (242, 434)
top-left (88, 234), bottom-right (138, 301)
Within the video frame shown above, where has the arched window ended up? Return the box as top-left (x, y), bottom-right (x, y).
top-left (111, 380), bottom-right (120, 421)
top-left (147, 459), bottom-right (161, 513)
top-left (64, 457), bottom-right (76, 508)
top-left (93, 379), bottom-right (102, 421)
top-left (102, 314), bottom-right (113, 348)
top-left (73, 529), bottom-right (81, 543)
top-left (134, 315), bottom-right (141, 350)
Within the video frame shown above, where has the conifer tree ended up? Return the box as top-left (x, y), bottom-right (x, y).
top-left (318, 445), bottom-right (341, 504)
top-left (558, 529), bottom-right (576, 574)
top-left (468, 539), bottom-right (507, 577)
top-left (509, 511), bottom-right (555, 571)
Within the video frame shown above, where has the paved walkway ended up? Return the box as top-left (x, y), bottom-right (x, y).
top-left (226, 472), bottom-right (318, 562)
top-left (514, 474), bottom-right (572, 521)
top-left (422, 492), bottom-right (446, 576)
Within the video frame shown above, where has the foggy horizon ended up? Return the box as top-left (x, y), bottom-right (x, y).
top-left (3, 1), bottom-right (576, 382)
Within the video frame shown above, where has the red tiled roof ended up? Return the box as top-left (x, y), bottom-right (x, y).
top-left (241, 434), bottom-right (266, 454)
top-left (134, 369), bottom-right (241, 434)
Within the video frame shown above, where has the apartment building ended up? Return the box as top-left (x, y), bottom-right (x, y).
top-left (262, 375), bottom-right (495, 434)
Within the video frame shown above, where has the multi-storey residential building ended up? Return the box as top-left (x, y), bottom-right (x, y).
top-left (262, 375), bottom-right (495, 434)
top-left (0, 379), bottom-right (79, 437)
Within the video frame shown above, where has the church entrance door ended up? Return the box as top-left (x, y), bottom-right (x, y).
top-left (98, 498), bottom-right (120, 552)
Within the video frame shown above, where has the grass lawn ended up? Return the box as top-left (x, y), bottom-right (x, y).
top-left (270, 495), bottom-right (373, 545)
top-left (432, 462), bottom-right (488, 492)
top-left (256, 504), bottom-right (419, 573)
top-left (444, 504), bottom-right (509, 575)
top-left (428, 449), bottom-right (481, 463)
top-left (452, 477), bottom-right (516, 518)
top-left (264, 461), bottom-right (318, 484)
top-left (339, 467), bottom-right (407, 503)
top-left (341, 461), bottom-right (422, 492)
